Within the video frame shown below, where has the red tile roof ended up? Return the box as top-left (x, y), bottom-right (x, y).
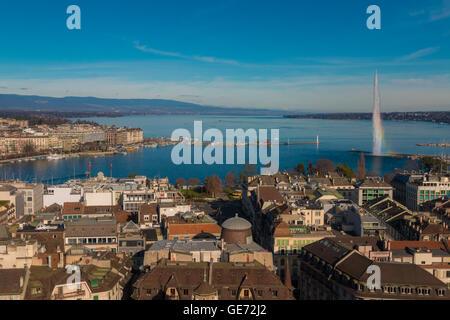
top-left (168, 224), bottom-right (222, 238)
top-left (389, 241), bottom-right (447, 251)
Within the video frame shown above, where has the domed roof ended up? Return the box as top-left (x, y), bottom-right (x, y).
top-left (222, 214), bottom-right (252, 230)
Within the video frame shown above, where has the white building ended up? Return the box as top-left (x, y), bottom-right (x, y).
top-left (84, 191), bottom-right (114, 207)
top-left (43, 186), bottom-right (82, 208)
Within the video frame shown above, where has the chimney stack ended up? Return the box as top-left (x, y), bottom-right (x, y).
top-left (209, 258), bottom-right (213, 285)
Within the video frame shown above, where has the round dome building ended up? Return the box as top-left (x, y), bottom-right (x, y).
top-left (221, 214), bottom-right (253, 245)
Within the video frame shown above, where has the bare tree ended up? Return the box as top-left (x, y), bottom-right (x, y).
top-left (225, 171), bottom-right (237, 188)
top-left (204, 175), bottom-right (223, 197)
top-left (188, 178), bottom-right (200, 186)
top-left (176, 178), bottom-right (186, 187)
top-left (315, 159), bottom-right (335, 176)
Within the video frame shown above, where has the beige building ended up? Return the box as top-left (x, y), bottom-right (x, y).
top-left (10, 182), bottom-right (44, 215)
top-left (64, 217), bottom-right (118, 252)
top-left (0, 240), bottom-right (38, 269)
top-left (0, 135), bottom-right (50, 155)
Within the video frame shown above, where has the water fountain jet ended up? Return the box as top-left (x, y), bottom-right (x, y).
top-left (372, 70), bottom-right (384, 156)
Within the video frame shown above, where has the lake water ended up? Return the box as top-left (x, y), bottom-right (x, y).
top-left (1, 115), bottom-right (448, 184)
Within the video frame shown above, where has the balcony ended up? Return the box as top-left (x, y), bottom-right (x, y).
top-left (53, 290), bottom-right (86, 300)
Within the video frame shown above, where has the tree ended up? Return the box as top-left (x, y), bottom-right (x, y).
top-left (128, 173), bottom-right (137, 178)
top-left (404, 159), bottom-right (418, 172)
top-left (336, 163), bottom-right (354, 179)
top-left (225, 171), bottom-right (237, 188)
top-left (307, 160), bottom-right (314, 176)
top-left (204, 175), bottom-right (223, 197)
top-left (357, 152), bottom-right (366, 180)
top-left (419, 156), bottom-right (447, 173)
top-left (23, 142), bottom-right (35, 155)
top-left (315, 159), bottom-right (335, 176)
top-left (176, 178), bottom-right (186, 187)
top-left (188, 178), bottom-right (200, 186)
top-left (296, 163), bottom-right (305, 175)
top-left (384, 172), bottom-right (395, 184)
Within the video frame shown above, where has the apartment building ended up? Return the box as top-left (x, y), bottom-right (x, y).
top-left (352, 178), bottom-right (394, 206)
top-left (10, 182), bottom-right (44, 215)
top-left (299, 238), bottom-right (449, 300)
top-left (64, 217), bottom-right (118, 252)
top-left (0, 239), bottom-right (38, 269)
top-left (406, 175), bottom-right (450, 211)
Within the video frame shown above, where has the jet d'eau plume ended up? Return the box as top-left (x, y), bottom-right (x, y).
top-left (372, 70), bottom-right (384, 156)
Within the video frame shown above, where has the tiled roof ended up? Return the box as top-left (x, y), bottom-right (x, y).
top-left (168, 223), bottom-right (221, 237)
top-left (258, 186), bottom-right (284, 202)
top-left (62, 202), bottom-right (84, 215)
top-left (0, 269), bottom-right (26, 295)
top-left (389, 240), bottom-right (448, 251)
top-left (134, 260), bottom-right (293, 300)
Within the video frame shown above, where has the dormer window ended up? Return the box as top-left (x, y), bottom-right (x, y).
top-left (437, 289), bottom-right (445, 296)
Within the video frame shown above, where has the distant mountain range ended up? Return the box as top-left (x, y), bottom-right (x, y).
top-left (0, 94), bottom-right (281, 115)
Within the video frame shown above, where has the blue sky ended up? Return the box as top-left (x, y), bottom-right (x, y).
top-left (0, 0), bottom-right (449, 111)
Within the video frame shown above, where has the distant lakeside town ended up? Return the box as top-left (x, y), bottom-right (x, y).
top-left (284, 111), bottom-right (450, 124)
top-left (0, 116), bottom-right (178, 162)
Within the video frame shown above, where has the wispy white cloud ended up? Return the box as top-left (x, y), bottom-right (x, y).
top-left (398, 47), bottom-right (440, 61)
top-left (134, 41), bottom-right (239, 66)
top-left (430, 0), bottom-right (450, 21)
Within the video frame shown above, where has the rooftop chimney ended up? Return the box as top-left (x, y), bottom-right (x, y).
top-left (209, 258), bottom-right (213, 285)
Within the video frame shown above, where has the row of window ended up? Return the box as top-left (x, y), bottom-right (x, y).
top-left (66, 237), bottom-right (117, 245)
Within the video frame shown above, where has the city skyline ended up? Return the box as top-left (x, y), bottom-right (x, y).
top-left (0, 0), bottom-right (449, 112)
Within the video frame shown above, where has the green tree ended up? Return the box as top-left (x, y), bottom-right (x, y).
top-left (336, 163), bottom-right (354, 179)
top-left (296, 163), bottom-right (305, 175)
